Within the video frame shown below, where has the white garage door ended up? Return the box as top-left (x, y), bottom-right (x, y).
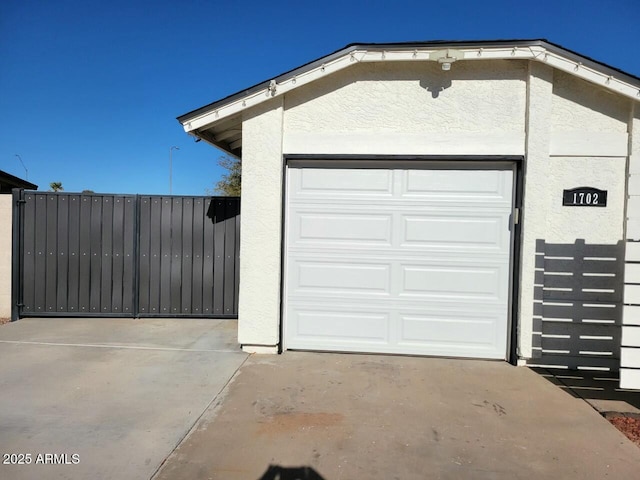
top-left (284, 163), bottom-right (514, 359)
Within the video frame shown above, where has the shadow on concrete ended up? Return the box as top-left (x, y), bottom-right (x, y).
top-left (533, 367), bottom-right (640, 416)
top-left (258, 465), bottom-right (325, 480)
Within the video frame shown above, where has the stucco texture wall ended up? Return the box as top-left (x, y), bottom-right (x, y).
top-left (283, 60), bottom-right (528, 156)
top-left (285, 60), bottom-right (527, 133)
top-left (0, 195), bottom-right (12, 319)
top-left (238, 98), bottom-right (284, 350)
top-left (238, 57), bottom-right (634, 365)
top-left (551, 70), bottom-right (630, 133)
top-left (544, 157), bottom-right (625, 243)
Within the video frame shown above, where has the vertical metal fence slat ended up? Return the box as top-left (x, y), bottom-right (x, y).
top-left (33, 195), bottom-right (47, 314)
top-left (111, 197), bottom-right (124, 314)
top-left (202, 198), bottom-right (215, 315)
top-left (123, 197), bottom-right (136, 315)
top-left (45, 195), bottom-right (58, 313)
top-left (212, 198), bottom-right (225, 315)
top-left (137, 197), bottom-right (151, 315)
top-left (170, 197), bottom-right (183, 315)
top-left (148, 197), bottom-right (162, 314)
top-left (78, 196), bottom-right (92, 314)
top-left (181, 197), bottom-right (194, 315)
top-left (234, 198), bottom-right (241, 316)
top-left (100, 196), bottom-right (114, 313)
top-left (191, 197), bottom-right (204, 314)
top-left (67, 195), bottom-right (80, 313)
top-left (223, 199), bottom-right (237, 315)
top-left (89, 197), bottom-right (102, 313)
top-left (56, 195), bottom-right (69, 313)
top-left (159, 197), bottom-right (172, 315)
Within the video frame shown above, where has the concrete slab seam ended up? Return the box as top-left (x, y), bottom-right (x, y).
top-left (149, 354), bottom-right (250, 480)
top-left (0, 340), bottom-right (244, 354)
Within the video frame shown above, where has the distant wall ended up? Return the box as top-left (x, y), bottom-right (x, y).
top-left (0, 195), bottom-right (12, 319)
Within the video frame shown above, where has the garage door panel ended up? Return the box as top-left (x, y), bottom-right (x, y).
top-left (290, 255), bottom-right (508, 302)
top-left (401, 265), bottom-right (506, 300)
top-left (294, 168), bottom-right (393, 196)
top-left (288, 297), bottom-right (507, 314)
top-left (403, 169), bottom-right (510, 199)
top-left (295, 261), bottom-right (391, 295)
top-left (285, 165), bottom-right (513, 360)
top-left (292, 309), bottom-right (391, 343)
top-left (399, 312), bottom-right (503, 355)
top-left (288, 306), bottom-right (505, 358)
top-left (289, 212), bottom-right (508, 251)
top-left (402, 214), bottom-right (507, 250)
top-left (293, 212), bottom-right (392, 245)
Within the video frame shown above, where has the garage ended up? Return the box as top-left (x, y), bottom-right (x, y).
top-left (284, 161), bottom-right (515, 359)
top-left (177, 39), bottom-right (640, 387)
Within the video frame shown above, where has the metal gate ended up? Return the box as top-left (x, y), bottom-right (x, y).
top-left (11, 191), bottom-right (240, 319)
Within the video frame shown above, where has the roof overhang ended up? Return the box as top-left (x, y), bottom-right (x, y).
top-left (177, 39), bottom-right (640, 158)
top-left (0, 169), bottom-right (38, 193)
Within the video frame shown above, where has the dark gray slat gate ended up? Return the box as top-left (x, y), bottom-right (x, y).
top-left (136, 196), bottom-right (240, 317)
top-left (19, 193), bottom-right (136, 316)
top-left (14, 191), bottom-right (240, 318)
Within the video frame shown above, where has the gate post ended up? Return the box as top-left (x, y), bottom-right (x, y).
top-left (11, 188), bottom-right (24, 321)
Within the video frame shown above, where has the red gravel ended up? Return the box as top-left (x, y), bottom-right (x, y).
top-left (608, 416), bottom-right (640, 447)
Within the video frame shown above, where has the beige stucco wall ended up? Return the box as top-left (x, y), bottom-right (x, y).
top-left (518, 62), bottom-right (554, 359)
top-left (237, 57), bottom-right (635, 361)
top-left (0, 195), bottom-right (12, 319)
top-left (285, 60), bottom-right (527, 133)
top-left (551, 70), bottom-right (630, 134)
top-left (238, 98), bottom-right (284, 350)
top-left (544, 157), bottom-right (626, 243)
top-left (283, 60), bottom-right (528, 155)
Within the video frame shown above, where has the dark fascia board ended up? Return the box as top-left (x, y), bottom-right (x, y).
top-left (176, 38), bottom-right (640, 125)
top-left (177, 42), bottom-right (363, 123)
top-left (0, 170), bottom-right (38, 190)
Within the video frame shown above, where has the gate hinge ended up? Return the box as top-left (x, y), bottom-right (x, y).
top-left (16, 199), bottom-right (26, 204)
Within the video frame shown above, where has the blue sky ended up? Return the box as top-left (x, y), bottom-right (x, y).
top-left (1, 0), bottom-right (639, 195)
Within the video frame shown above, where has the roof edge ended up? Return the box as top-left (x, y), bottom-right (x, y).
top-left (177, 39), bottom-right (640, 130)
top-left (0, 169), bottom-right (38, 190)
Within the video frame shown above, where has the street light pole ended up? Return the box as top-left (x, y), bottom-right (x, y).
top-left (169, 146), bottom-right (179, 195)
top-left (15, 154), bottom-right (28, 180)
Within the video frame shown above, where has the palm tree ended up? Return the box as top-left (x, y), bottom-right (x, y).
top-left (49, 182), bottom-right (63, 192)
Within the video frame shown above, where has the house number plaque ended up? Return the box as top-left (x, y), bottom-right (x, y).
top-left (562, 187), bottom-right (607, 207)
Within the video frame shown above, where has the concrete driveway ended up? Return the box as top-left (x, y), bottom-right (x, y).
top-left (0, 317), bottom-right (247, 480)
top-left (2, 321), bottom-right (640, 480)
top-left (156, 352), bottom-right (640, 480)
